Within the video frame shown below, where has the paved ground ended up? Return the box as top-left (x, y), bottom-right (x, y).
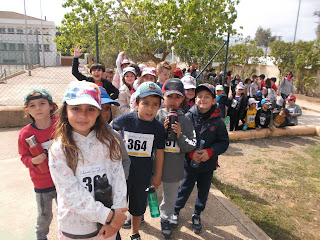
top-left (0, 67), bottom-right (319, 239)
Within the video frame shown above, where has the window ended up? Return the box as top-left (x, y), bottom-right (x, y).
top-left (0, 43), bottom-right (7, 50)
top-left (42, 28), bottom-right (49, 35)
top-left (9, 43), bottom-right (16, 50)
top-left (16, 28), bottom-right (23, 34)
top-left (18, 44), bottom-right (25, 51)
top-left (44, 44), bottom-right (50, 51)
top-left (8, 28), bottom-right (14, 34)
top-left (28, 29), bottom-right (33, 35)
top-left (0, 28), bottom-right (6, 34)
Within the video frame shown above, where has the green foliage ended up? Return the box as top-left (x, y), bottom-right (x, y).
top-left (228, 37), bottom-right (264, 78)
top-left (269, 40), bottom-right (320, 95)
top-left (315, 11), bottom-right (320, 41)
top-left (55, 0), bottom-right (239, 64)
top-left (254, 26), bottom-right (277, 48)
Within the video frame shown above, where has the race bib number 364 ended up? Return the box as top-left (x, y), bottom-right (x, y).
top-left (123, 131), bottom-right (154, 157)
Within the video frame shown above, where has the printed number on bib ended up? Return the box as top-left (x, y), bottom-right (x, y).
top-left (260, 116), bottom-right (266, 125)
top-left (164, 140), bottom-right (180, 153)
top-left (123, 131), bottom-right (154, 157)
top-left (77, 165), bottom-right (107, 195)
top-left (248, 115), bottom-right (255, 123)
top-left (231, 99), bottom-right (238, 108)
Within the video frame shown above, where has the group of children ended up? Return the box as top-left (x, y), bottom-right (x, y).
top-left (18, 50), bottom-right (229, 240)
top-left (213, 71), bottom-right (302, 131)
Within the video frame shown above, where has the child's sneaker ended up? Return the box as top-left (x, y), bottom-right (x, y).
top-left (122, 214), bottom-right (131, 229)
top-left (130, 233), bottom-right (141, 240)
top-left (170, 212), bottom-right (179, 227)
top-left (192, 214), bottom-right (202, 234)
top-left (161, 219), bottom-right (172, 239)
top-left (122, 215), bottom-right (145, 229)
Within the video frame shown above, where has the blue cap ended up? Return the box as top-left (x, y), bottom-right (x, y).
top-left (99, 87), bottom-right (120, 106)
top-left (261, 98), bottom-right (272, 105)
top-left (136, 82), bottom-right (163, 99)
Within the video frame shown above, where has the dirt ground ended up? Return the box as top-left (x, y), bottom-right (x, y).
top-left (215, 135), bottom-right (320, 240)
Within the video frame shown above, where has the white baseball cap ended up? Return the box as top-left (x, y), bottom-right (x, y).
top-left (215, 85), bottom-right (224, 91)
top-left (181, 75), bottom-right (196, 89)
top-left (248, 98), bottom-right (259, 105)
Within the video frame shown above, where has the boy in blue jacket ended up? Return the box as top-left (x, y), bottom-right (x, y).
top-left (173, 83), bottom-right (229, 234)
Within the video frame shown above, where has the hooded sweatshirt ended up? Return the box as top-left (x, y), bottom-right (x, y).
top-left (185, 105), bottom-right (229, 171)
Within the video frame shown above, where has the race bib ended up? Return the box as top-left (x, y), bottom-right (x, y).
top-left (259, 116), bottom-right (266, 125)
top-left (164, 140), bottom-right (180, 153)
top-left (123, 131), bottom-right (154, 157)
top-left (231, 99), bottom-right (238, 108)
top-left (77, 164), bottom-right (107, 195)
top-left (248, 115), bottom-right (255, 123)
top-left (41, 139), bottom-right (53, 156)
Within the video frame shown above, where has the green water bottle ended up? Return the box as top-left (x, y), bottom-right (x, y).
top-left (224, 116), bottom-right (230, 125)
top-left (146, 186), bottom-right (160, 218)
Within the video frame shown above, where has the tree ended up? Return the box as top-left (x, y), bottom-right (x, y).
top-left (269, 40), bottom-right (320, 95)
top-left (228, 37), bottom-right (264, 78)
top-left (55, 0), bottom-right (239, 65)
top-left (254, 27), bottom-right (277, 49)
top-left (315, 11), bottom-right (320, 40)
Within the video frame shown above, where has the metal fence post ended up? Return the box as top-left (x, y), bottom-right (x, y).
top-left (95, 24), bottom-right (99, 63)
top-left (223, 33), bottom-right (230, 86)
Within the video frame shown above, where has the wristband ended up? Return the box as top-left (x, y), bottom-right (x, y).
top-left (106, 208), bottom-right (115, 225)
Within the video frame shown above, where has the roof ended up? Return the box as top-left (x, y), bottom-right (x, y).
top-left (0, 11), bottom-right (43, 21)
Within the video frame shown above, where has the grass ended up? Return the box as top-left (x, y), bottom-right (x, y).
top-left (213, 143), bottom-right (320, 240)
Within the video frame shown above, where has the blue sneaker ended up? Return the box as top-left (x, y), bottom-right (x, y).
top-left (161, 219), bottom-right (172, 239)
top-left (192, 214), bottom-right (202, 234)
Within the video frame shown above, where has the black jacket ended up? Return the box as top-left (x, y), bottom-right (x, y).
top-left (186, 105), bottom-right (229, 171)
top-left (72, 58), bottom-right (119, 100)
top-left (227, 92), bottom-right (247, 121)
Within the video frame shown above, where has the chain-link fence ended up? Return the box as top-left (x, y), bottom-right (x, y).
top-left (0, 16), bottom-right (91, 107)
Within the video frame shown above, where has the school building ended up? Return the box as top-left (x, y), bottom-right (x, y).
top-left (0, 11), bottom-right (59, 68)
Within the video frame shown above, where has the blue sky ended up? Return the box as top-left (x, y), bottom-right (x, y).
top-left (2, 0), bottom-right (319, 42)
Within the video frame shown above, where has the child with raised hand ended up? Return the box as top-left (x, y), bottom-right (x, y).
top-left (244, 98), bottom-right (259, 130)
top-left (72, 46), bottom-right (119, 100)
top-left (49, 81), bottom-right (127, 240)
top-left (156, 61), bottom-right (172, 89)
top-left (130, 67), bottom-right (157, 112)
top-left (112, 82), bottom-right (165, 240)
top-left (113, 51), bottom-right (130, 89)
top-left (174, 83), bottom-right (229, 234)
top-left (155, 79), bottom-right (196, 239)
top-left (18, 88), bottom-right (58, 240)
top-left (285, 95), bottom-right (302, 126)
top-left (255, 98), bottom-right (273, 131)
top-left (180, 75), bottom-right (196, 113)
top-left (118, 67), bottom-right (137, 116)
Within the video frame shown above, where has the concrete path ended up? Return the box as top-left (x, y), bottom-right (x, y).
top-left (0, 128), bottom-right (270, 240)
top-left (1, 94), bottom-right (320, 240)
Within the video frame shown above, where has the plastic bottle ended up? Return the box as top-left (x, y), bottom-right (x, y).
top-left (146, 186), bottom-right (160, 218)
top-left (167, 108), bottom-right (178, 141)
top-left (95, 176), bottom-right (113, 230)
top-left (25, 135), bottom-right (49, 173)
top-left (242, 124), bottom-right (248, 131)
top-left (224, 116), bottom-right (230, 125)
top-left (191, 139), bottom-right (205, 168)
